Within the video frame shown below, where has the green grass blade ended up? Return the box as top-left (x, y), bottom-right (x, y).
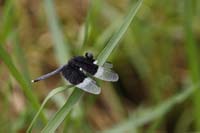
top-left (184, 0), bottom-right (200, 130)
top-left (82, 0), bottom-right (101, 47)
top-left (27, 85), bottom-right (73, 132)
top-left (44, 0), bottom-right (71, 65)
top-left (97, 0), bottom-right (143, 65)
top-left (103, 85), bottom-right (197, 133)
top-left (0, 44), bottom-right (46, 123)
top-left (42, 0), bottom-right (143, 132)
top-left (95, 18), bottom-right (122, 49)
top-left (81, 2), bottom-right (92, 48)
top-left (0, 0), bottom-right (14, 44)
top-left (42, 89), bottom-right (84, 133)
top-left (13, 33), bottom-right (31, 84)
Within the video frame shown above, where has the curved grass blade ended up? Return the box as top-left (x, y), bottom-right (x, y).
top-left (0, 45), bottom-right (46, 122)
top-left (27, 85), bottom-right (73, 132)
top-left (41, 0), bottom-right (143, 132)
top-left (103, 85), bottom-right (197, 133)
top-left (42, 89), bottom-right (84, 133)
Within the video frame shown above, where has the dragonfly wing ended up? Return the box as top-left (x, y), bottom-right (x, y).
top-left (94, 66), bottom-right (119, 82)
top-left (76, 77), bottom-right (101, 95)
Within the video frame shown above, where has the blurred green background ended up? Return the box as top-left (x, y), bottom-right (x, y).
top-left (0, 0), bottom-right (200, 132)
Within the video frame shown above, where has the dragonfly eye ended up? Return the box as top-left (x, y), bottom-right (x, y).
top-left (85, 52), bottom-right (93, 59)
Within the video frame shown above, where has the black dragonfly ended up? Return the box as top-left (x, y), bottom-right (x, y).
top-left (32, 52), bottom-right (119, 94)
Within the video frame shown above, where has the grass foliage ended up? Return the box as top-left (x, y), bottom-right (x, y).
top-left (0, 0), bottom-right (200, 132)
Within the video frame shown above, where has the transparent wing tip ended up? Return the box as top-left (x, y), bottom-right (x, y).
top-left (94, 66), bottom-right (119, 82)
top-left (113, 73), bottom-right (119, 81)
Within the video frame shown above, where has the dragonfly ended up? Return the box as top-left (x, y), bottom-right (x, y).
top-left (32, 52), bottom-right (119, 95)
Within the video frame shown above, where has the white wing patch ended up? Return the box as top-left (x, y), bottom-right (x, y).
top-left (94, 66), bottom-right (119, 82)
top-left (76, 77), bottom-right (101, 95)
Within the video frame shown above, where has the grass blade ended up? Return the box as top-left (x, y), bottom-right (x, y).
top-left (13, 33), bottom-right (31, 84)
top-left (27, 85), bottom-right (73, 132)
top-left (82, 0), bottom-right (101, 47)
top-left (0, 44), bottom-right (47, 122)
top-left (42, 89), bottom-right (84, 133)
top-left (0, 0), bottom-right (14, 44)
top-left (184, 0), bottom-right (200, 130)
top-left (41, 0), bottom-right (143, 132)
top-left (44, 0), bottom-right (71, 65)
top-left (97, 0), bottom-right (143, 65)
